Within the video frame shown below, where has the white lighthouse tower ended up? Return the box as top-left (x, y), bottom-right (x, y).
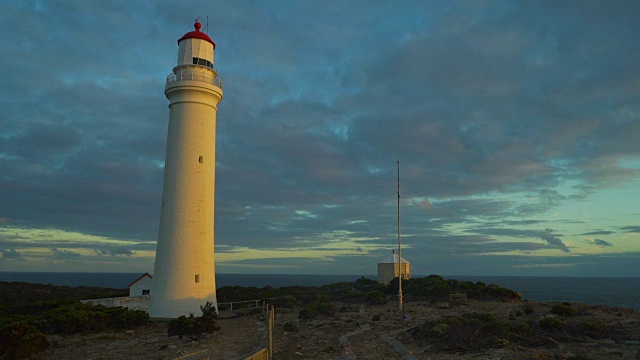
top-left (149, 21), bottom-right (223, 318)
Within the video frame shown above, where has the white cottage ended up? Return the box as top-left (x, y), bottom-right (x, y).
top-left (377, 251), bottom-right (410, 284)
top-left (128, 272), bottom-right (153, 297)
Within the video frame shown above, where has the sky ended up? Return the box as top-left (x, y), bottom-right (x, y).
top-left (0, 0), bottom-right (639, 277)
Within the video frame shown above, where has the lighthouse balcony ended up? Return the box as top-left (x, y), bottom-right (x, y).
top-left (166, 70), bottom-right (223, 90)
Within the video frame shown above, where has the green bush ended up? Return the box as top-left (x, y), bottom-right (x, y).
top-left (298, 301), bottom-right (337, 319)
top-left (366, 291), bottom-right (387, 305)
top-left (268, 295), bottom-right (296, 308)
top-left (199, 302), bottom-right (220, 333)
top-left (167, 315), bottom-right (201, 339)
top-left (407, 312), bottom-right (550, 351)
top-left (283, 321), bottom-right (298, 332)
top-left (339, 305), bottom-right (357, 313)
top-left (566, 355), bottom-right (596, 360)
top-left (521, 301), bottom-right (534, 315)
top-left (387, 275), bottom-right (521, 302)
top-left (577, 319), bottom-right (607, 338)
top-left (539, 316), bottom-right (565, 331)
top-left (550, 304), bottom-right (577, 317)
top-left (0, 322), bottom-right (49, 359)
top-left (0, 299), bottom-right (151, 358)
top-left (166, 302), bottom-right (220, 338)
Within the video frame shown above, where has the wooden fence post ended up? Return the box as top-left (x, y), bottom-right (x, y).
top-left (268, 305), bottom-right (274, 359)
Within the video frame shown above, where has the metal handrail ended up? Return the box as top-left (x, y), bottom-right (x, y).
top-left (166, 71), bottom-right (223, 89)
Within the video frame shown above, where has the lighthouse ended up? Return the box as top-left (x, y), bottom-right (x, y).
top-left (149, 21), bottom-right (223, 318)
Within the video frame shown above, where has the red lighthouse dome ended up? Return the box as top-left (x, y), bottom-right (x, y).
top-left (178, 21), bottom-right (215, 48)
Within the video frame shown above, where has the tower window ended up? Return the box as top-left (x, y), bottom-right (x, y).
top-left (198, 156), bottom-right (203, 163)
top-left (192, 57), bottom-right (214, 69)
top-left (195, 274), bottom-right (200, 283)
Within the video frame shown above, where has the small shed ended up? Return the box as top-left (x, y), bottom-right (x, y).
top-left (128, 272), bottom-right (152, 297)
top-left (377, 251), bottom-right (410, 284)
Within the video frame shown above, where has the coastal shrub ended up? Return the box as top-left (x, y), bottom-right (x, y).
top-left (566, 355), bottom-right (596, 360)
top-left (298, 301), bottom-right (337, 319)
top-left (217, 286), bottom-right (262, 302)
top-left (575, 319), bottom-right (607, 338)
top-left (322, 345), bottom-right (337, 353)
top-left (521, 301), bottom-right (535, 315)
top-left (408, 312), bottom-right (530, 351)
top-left (166, 302), bottom-right (220, 338)
top-left (269, 295), bottom-right (296, 309)
top-left (339, 305), bottom-right (357, 313)
top-left (354, 277), bottom-right (386, 293)
top-left (366, 291), bottom-right (387, 305)
top-left (510, 322), bottom-right (532, 339)
top-left (372, 314), bottom-right (381, 321)
top-left (42, 306), bottom-right (106, 334)
top-left (36, 302), bottom-right (149, 334)
top-left (283, 321), bottom-right (298, 332)
top-left (0, 298), bottom-right (151, 358)
top-left (539, 316), bottom-right (565, 331)
top-left (550, 304), bottom-right (577, 317)
top-left (199, 302), bottom-right (220, 333)
top-left (0, 282), bottom-right (128, 307)
top-left (0, 322), bottom-right (49, 359)
top-left (167, 315), bottom-right (201, 339)
top-left (387, 275), bottom-right (521, 302)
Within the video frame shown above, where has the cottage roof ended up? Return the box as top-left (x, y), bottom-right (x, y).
top-left (127, 272), bottom-right (153, 287)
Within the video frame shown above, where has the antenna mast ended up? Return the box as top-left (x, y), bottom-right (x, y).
top-left (397, 160), bottom-right (403, 312)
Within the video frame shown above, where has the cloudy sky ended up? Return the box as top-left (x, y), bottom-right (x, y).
top-left (1, 1), bottom-right (639, 277)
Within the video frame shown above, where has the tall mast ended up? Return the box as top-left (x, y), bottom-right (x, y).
top-left (397, 160), bottom-right (403, 312)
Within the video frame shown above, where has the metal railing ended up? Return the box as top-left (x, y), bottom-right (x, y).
top-left (166, 71), bottom-right (223, 89)
top-left (218, 299), bottom-right (265, 312)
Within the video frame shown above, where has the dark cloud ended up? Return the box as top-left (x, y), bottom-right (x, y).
top-left (540, 229), bottom-right (570, 253)
top-left (469, 227), bottom-right (569, 253)
top-left (1, 249), bottom-right (25, 261)
top-left (590, 239), bottom-right (613, 247)
top-left (94, 247), bottom-right (135, 257)
top-left (580, 230), bottom-right (615, 236)
top-left (621, 226), bottom-right (640, 233)
top-left (50, 247), bottom-right (82, 259)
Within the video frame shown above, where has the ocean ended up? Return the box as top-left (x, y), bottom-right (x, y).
top-left (0, 272), bottom-right (638, 312)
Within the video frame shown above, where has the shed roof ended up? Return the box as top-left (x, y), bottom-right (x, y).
top-left (379, 253), bottom-right (410, 264)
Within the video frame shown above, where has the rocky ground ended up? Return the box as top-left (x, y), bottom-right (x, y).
top-left (30, 300), bottom-right (640, 360)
